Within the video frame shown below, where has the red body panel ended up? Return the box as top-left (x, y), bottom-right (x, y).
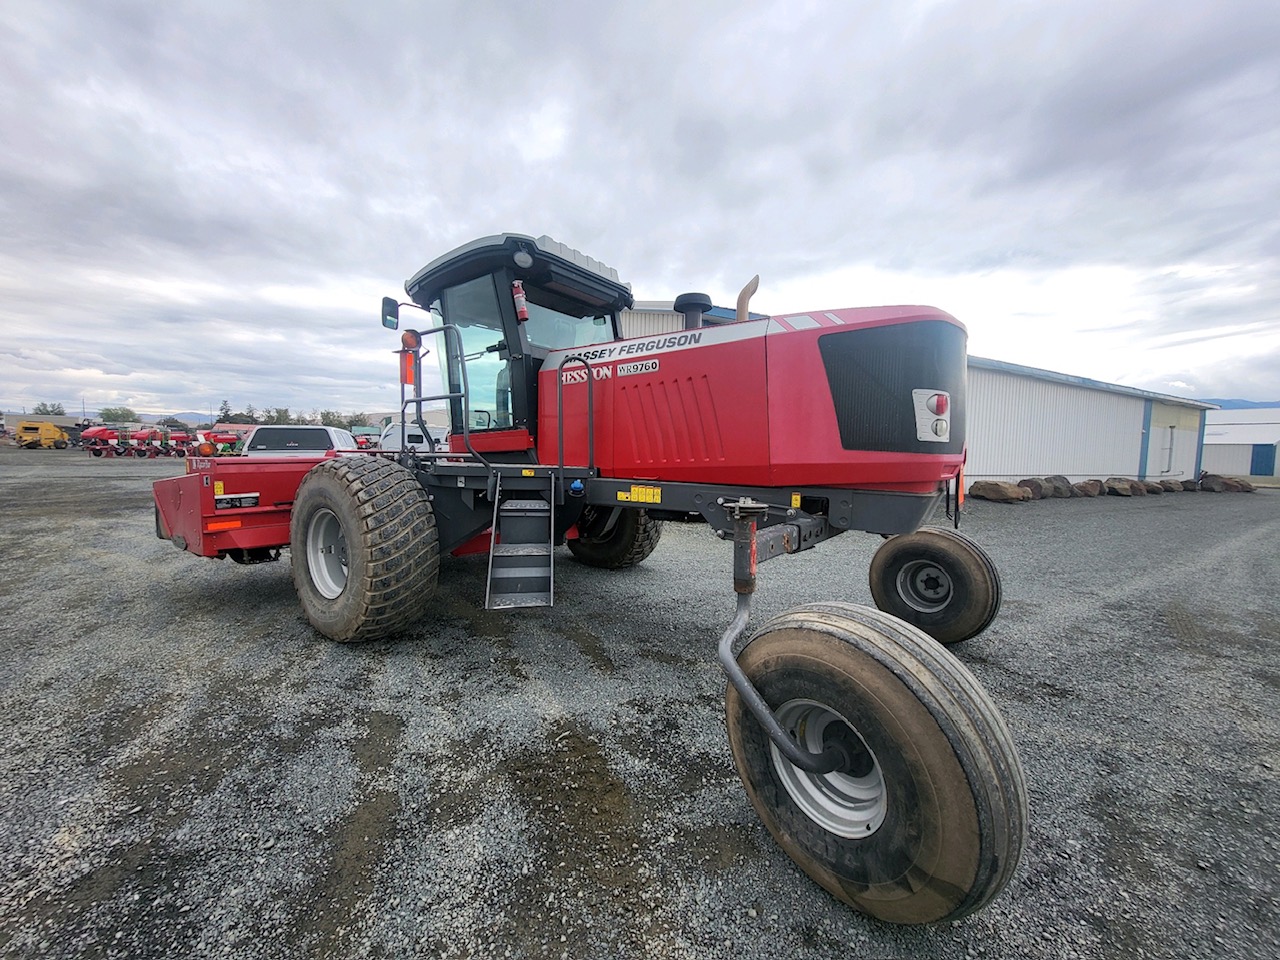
top-left (538, 307), bottom-right (965, 492)
top-left (449, 429), bottom-right (535, 454)
top-left (153, 456), bottom-right (323, 557)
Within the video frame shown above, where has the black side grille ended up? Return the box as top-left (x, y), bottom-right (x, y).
top-left (816, 320), bottom-right (966, 454)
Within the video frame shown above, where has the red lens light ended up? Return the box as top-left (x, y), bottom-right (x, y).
top-left (929, 393), bottom-right (948, 416)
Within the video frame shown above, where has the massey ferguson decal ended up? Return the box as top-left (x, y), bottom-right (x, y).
top-left (572, 331), bottom-right (704, 363)
top-left (549, 320), bottom-right (770, 374)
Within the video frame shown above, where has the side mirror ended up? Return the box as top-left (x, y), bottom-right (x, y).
top-left (381, 296), bottom-right (400, 330)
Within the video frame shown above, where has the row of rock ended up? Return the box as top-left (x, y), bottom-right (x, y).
top-left (969, 473), bottom-right (1257, 503)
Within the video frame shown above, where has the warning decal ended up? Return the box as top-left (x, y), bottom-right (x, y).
top-left (617, 484), bottom-right (662, 504)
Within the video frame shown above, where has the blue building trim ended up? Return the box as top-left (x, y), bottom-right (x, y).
top-left (1137, 400), bottom-right (1153, 479)
top-left (1251, 444), bottom-right (1276, 476)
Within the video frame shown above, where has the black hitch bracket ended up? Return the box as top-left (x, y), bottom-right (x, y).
top-left (715, 498), bottom-right (849, 776)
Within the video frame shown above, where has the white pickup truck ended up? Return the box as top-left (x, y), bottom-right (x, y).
top-left (240, 425), bottom-right (359, 457)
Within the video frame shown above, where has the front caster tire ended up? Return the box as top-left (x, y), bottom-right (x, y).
top-left (566, 506), bottom-right (661, 569)
top-left (726, 602), bottom-right (1026, 925)
top-left (290, 456), bottom-right (439, 642)
top-left (869, 527), bottom-right (1002, 645)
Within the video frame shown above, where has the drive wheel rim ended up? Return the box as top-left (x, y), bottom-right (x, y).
top-left (306, 507), bottom-right (348, 599)
top-left (897, 559), bottom-right (953, 614)
top-left (770, 698), bottom-right (886, 838)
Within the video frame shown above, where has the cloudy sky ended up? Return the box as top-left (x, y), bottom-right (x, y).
top-left (2, 0), bottom-right (1278, 420)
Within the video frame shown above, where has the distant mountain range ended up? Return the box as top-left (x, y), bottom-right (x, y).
top-left (1198, 399), bottom-right (1280, 409)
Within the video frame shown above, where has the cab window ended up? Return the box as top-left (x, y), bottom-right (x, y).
top-left (521, 288), bottom-right (614, 352)
top-left (441, 275), bottom-right (511, 430)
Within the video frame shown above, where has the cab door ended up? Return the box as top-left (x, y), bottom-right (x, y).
top-left (439, 273), bottom-right (533, 453)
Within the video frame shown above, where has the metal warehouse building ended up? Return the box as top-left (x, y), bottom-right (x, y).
top-left (621, 304), bottom-right (1215, 487)
top-left (1202, 408), bottom-right (1280, 477)
top-left (964, 358), bottom-right (1213, 485)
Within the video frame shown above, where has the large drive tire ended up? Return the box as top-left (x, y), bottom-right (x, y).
top-left (726, 602), bottom-right (1026, 925)
top-left (290, 456), bottom-right (439, 642)
top-left (53, 439), bottom-right (68, 449)
top-left (869, 527), bottom-right (1001, 645)
top-left (566, 506), bottom-right (661, 569)
top-left (90, 448), bottom-right (103, 457)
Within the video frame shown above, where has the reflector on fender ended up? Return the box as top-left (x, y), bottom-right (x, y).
top-left (205, 519), bottom-right (243, 532)
top-left (400, 351), bottom-right (418, 385)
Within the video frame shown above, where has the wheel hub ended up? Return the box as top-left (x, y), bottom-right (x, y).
top-left (770, 699), bottom-right (886, 838)
top-left (306, 507), bottom-right (349, 599)
top-left (897, 559), bottom-right (953, 613)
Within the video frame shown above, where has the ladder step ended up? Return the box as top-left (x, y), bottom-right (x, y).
top-left (493, 543), bottom-right (552, 557)
top-left (500, 499), bottom-right (551, 513)
top-left (489, 593), bottom-right (552, 609)
top-left (489, 564), bottom-right (551, 580)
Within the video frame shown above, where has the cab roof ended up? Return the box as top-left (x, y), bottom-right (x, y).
top-left (404, 233), bottom-right (634, 314)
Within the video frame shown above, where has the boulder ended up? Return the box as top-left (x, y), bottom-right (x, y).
top-left (969, 480), bottom-right (1031, 503)
top-left (1072, 480), bottom-right (1103, 497)
top-left (1159, 480), bottom-right (1182, 492)
top-left (1142, 481), bottom-right (1164, 494)
top-left (1017, 478), bottom-right (1047, 499)
top-left (1044, 475), bottom-right (1075, 498)
top-left (1199, 474), bottom-right (1227, 492)
top-left (1181, 480), bottom-right (1199, 491)
top-left (1104, 478), bottom-right (1133, 497)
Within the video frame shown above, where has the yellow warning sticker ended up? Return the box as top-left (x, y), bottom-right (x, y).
top-left (522, 469), bottom-right (535, 477)
top-left (791, 492), bottom-right (801, 509)
top-left (617, 484), bottom-right (661, 504)
top-left (214, 480), bottom-right (224, 496)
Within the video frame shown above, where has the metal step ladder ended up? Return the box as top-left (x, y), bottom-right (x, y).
top-left (485, 473), bottom-right (555, 610)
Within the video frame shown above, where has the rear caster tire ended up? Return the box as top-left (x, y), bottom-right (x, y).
top-left (869, 527), bottom-right (1001, 645)
top-left (290, 456), bottom-right (440, 642)
top-left (567, 506), bottom-right (661, 569)
top-left (90, 448), bottom-right (103, 457)
top-left (726, 602), bottom-right (1026, 924)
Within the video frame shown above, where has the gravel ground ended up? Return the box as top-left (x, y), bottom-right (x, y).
top-left (1, 444), bottom-right (1277, 960)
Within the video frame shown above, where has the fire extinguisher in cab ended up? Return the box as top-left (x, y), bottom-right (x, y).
top-left (512, 280), bottom-right (529, 321)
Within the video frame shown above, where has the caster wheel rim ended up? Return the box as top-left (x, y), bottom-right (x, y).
top-left (306, 507), bottom-right (348, 599)
top-left (896, 559), bottom-right (953, 614)
top-left (770, 698), bottom-right (886, 838)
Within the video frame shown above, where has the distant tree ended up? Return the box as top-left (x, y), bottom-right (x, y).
top-left (346, 412), bottom-right (371, 428)
top-left (218, 400), bottom-right (232, 421)
top-left (244, 404), bottom-right (258, 423)
top-left (318, 409), bottom-right (345, 427)
top-left (158, 417), bottom-right (191, 431)
top-left (224, 412), bottom-right (257, 425)
top-left (99, 406), bottom-right (138, 423)
top-left (264, 407), bottom-right (293, 425)
top-left (33, 402), bottom-right (66, 416)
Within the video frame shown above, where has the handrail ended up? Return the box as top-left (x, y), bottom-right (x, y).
top-left (555, 355), bottom-right (596, 486)
top-left (398, 322), bottom-right (492, 469)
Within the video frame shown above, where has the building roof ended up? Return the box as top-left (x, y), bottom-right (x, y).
top-left (1205, 407), bottom-right (1280, 424)
top-left (1203, 422), bottom-right (1280, 445)
top-left (968, 356), bottom-right (1219, 411)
